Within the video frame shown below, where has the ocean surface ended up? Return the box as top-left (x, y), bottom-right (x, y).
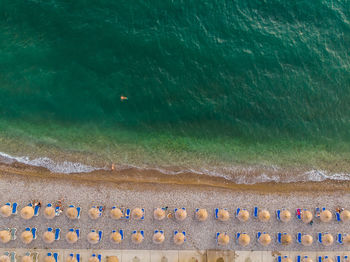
top-left (0, 0), bottom-right (349, 183)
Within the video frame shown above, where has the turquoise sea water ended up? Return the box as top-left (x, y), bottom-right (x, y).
top-left (0, 1), bottom-right (349, 182)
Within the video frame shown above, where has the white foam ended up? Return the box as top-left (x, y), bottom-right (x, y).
top-left (0, 151), bottom-right (104, 174)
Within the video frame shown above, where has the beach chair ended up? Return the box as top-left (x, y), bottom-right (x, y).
top-left (296, 232), bottom-right (302, 244)
top-left (91, 229), bottom-right (103, 242)
top-left (112, 229), bottom-right (124, 240)
top-left (9, 228), bottom-right (16, 240)
top-left (174, 230), bottom-right (186, 241)
top-left (336, 211), bottom-right (341, 221)
top-left (69, 253), bottom-right (81, 262)
top-left (69, 228), bottom-right (80, 239)
top-left (253, 207), bottom-right (258, 218)
top-left (318, 233), bottom-right (323, 243)
top-left (68, 205), bottom-right (81, 219)
top-left (337, 233), bottom-right (343, 244)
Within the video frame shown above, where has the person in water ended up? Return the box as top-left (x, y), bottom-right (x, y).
top-left (120, 96), bottom-right (128, 101)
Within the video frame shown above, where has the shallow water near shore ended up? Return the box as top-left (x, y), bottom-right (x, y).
top-left (0, 1), bottom-right (349, 183)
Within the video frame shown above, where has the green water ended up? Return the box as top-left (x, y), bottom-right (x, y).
top-left (0, 1), bottom-right (349, 181)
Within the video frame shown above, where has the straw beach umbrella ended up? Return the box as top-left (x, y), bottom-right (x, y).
top-left (66, 257), bottom-right (77, 262)
top-left (132, 208), bottom-right (144, 220)
top-left (88, 258), bottom-right (99, 262)
top-left (301, 234), bottom-right (313, 246)
top-left (0, 230), bottom-right (11, 243)
top-left (22, 256), bottom-right (33, 262)
top-left (0, 205), bottom-right (11, 218)
top-left (87, 231), bottom-right (99, 244)
top-left (301, 210), bottom-right (313, 223)
top-left (238, 210), bottom-right (249, 222)
top-left (110, 231), bottom-right (122, 244)
top-left (217, 209), bottom-right (230, 222)
top-left (110, 208), bottom-right (123, 220)
top-left (343, 234), bottom-right (350, 246)
top-left (44, 256), bottom-right (55, 262)
top-left (131, 232), bottom-right (144, 244)
top-left (43, 231), bottom-right (55, 244)
top-left (238, 233), bottom-right (250, 247)
top-left (258, 233), bottom-right (271, 246)
top-left (320, 210), bottom-right (332, 222)
top-left (44, 206), bottom-right (56, 219)
top-left (21, 231), bottom-right (33, 244)
top-left (66, 231), bottom-right (78, 244)
top-left (107, 257), bottom-right (119, 262)
top-left (340, 210), bottom-right (350, 222)
top-left (196, 209), bottom-right (208, 221)
top-left (0, 256), bottom-right (10, 262)
top-left (20, 206), bottom-right (34, 220)
top-left (322, 234), bottom-right (334, 246)
top-left (281, 234), bottom-right (292, 246)
top-left (323, 258), bottom-right (334, 262)
top-left (280, 210), bottom-right (291, 222)
top-left (174, 232), bottom-right (186, 245)
top-left (217, 233), bottom-right (229, 246)
top-left (88, 208), bottom-right (100, 220)
top-left (66, 207), bottom-right (78, 220)
top-left (154, 208), bottom-right (165, 220)
top-left (258, 210), bottom-right (270, 222)
top-left (175, 209), bottom-right (187, 221)
top-left (302, 259), bottom-right (313, 262)
top-left (153, 232), bottom-right (165, 244)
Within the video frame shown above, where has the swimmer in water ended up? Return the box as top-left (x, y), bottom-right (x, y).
top-left (120, 96), bottom-right (128, 101)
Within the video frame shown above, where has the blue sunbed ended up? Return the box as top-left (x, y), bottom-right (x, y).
top-left (12, 203), bottom-right (17, 215)
top-left (297, 232), bottom-right (302, 243)
top-left (336, 212), bottom-right (341, 221)
top-left (55, 228), bottom-right (60, 240)
top-left (277, 256), bottom-right (282, 262)
top-left (277, 233), bottom-right (282, 244)
top-left (154, 230), bottom-right (164, 235)
top-left (337, 256), bottom-right (341, 262)
top-left (254, 207), bottom-right (258, 218)
top-left (276, 209), bottom-right (281, 220)
top-left (337, 233), bottom-right (343, 244)
top-left (318, 233), bottom-right (323, 243)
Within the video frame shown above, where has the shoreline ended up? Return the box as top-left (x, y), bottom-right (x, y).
top-left (0, 161), bottom-right (349, 194)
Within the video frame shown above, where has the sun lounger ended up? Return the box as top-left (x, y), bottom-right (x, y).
top-left (277, 233), bottom-right (282, 244)
top-left (236, 208), bottom-right (241, 217)
top-left (336, 211), bottom-right (341, 221)
top-left (318, 233), bottom-right (323, 243)
top-left (297, 232), bottom-right (302, 243)
top-left (10, 228), bottom-right (16, 240)
top-left (337, 233), bottom-right (343, 244)
top-left (276, 209), bottom-right (281, 220)
top-left (318, 257), bottom-right (322, 262)
top-left (154, 230), bottom-right (164, 234)
top-left (69, 254), bottom-right (81, 262)
top-left (5, 202), bottom-right (18, 215)
top-left (5, 252), bottom-right (15, 262)
top-left (112, 229), bottom-right (124, 240)
top-left (55, 228), bottom-right (60, 240)
top-left (277, 256), bottom-right (289, 262)
top-left (253, 207), bottom-right (258, 218)
top-left (47, 253), bottom-right (58, 262)
top-left (337, 256), bottom-right (341, 262)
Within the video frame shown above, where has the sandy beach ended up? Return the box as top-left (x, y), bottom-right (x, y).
top-left (0, 161), bottom-right (349, 252)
